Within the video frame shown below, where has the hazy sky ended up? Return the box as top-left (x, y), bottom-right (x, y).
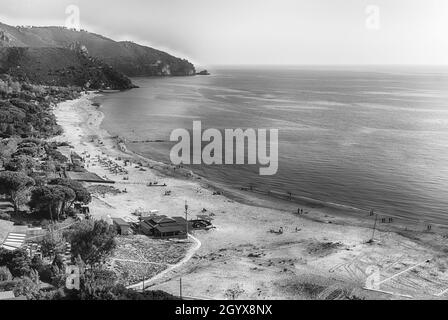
top-left (1, 0), bottom-right (447, 66)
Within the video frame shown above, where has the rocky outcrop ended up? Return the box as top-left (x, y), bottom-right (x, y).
top-left (68, 41), bottom-right (89, 56)
top-left (196, 70), bottom-right (210, 75)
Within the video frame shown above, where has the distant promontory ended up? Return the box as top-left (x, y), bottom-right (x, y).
top-left (0, 22), bottom-right (196, 90)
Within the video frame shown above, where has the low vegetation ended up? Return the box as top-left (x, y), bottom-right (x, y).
top-left (0, 242), bottom-right (177, 300)
top-left (0, 74), bottom-right (79, 138)
top-left (0, 47), bottom-right (135, 90)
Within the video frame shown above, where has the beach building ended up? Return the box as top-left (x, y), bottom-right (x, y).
top-left (140, 215), bottom-right (187, 239)
top-left (112, 218), bottom-right (131, 235)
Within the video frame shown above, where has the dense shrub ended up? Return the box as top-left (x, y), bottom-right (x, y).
top-left (14, 146), bottom-right (39, 157)
top-left (37, 264), bottom-right (60, 284)
top-left (29, 185), bottom-right (75, 221)
top-left (30, 255), bottom-right (44, 271)
top-left (0, 80), bottom-right (77, 138)
top-left (0, 248), bottom-right (32, 277)
top-left (0, 170), bottom-right (35, 213)
top-left (49, 178), bottom-right (91, 204)
top-left (0, 212), bottom-right (11, 220)
top-left (67, 220), bottom-right (116, 266)
top-left (45, 148), bottom-right (68, 163)
top-left (21, 138), bottom-right (43, 146)
top-left (0, 266), bottom-right (13, 281)
top-left (4, 155), bottom-right (36, 173)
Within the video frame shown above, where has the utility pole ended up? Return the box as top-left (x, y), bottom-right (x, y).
top-left (179, 278), bottom-right (183, 300)
top-left (185, 201), bottom-right (189, 237)
top-left (370, 212), bottom-right (378, 242)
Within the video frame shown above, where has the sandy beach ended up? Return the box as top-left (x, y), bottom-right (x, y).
top-left (52, 93), bottom-right (448, 300)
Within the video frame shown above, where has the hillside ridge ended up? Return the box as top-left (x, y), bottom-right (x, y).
top-left (0, 46), bottom-right (135, 90)
top-left (0, 22), bottom-right (195, 77)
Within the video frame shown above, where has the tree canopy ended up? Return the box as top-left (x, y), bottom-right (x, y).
top-left (0, 170), bottom-right (35, 213)
top-left (4, 154), bottom-right (36, 173)
top-left (40, 230), bottom-right (66, 258)
top-left (67, 220), bottom-right (116, 266)
top-left (29, 185), bottom-right (74, 221)
top-left (49, 178), bottom-right (91, 204)
top-left (0, 248), bottom-right (32, 278)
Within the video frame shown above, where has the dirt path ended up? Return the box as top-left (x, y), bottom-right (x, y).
top-left (111, 258), bottom-right (171, 267)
